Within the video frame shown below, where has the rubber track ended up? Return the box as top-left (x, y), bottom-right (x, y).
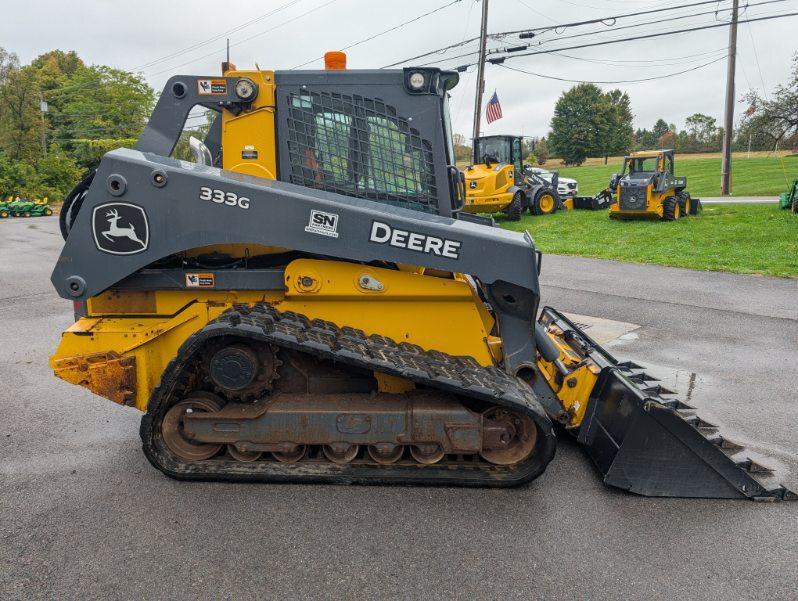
top-left (140, 303), bottom-right (557, 486)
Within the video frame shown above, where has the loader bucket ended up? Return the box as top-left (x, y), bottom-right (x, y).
top-left (538, 308), bottom-right (795, 501)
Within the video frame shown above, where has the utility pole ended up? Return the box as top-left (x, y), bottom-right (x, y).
top-left (39, 94), bottom-right (48, 156)
top-left (720, 0), bottom-right (739, 195)
top-left (472, 0), bottom-right (489, 142)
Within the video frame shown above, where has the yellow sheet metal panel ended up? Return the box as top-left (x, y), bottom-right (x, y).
top-left (536, 326), bottom-right (600, 428)
top-left (463, 163), bottom-right (514, 214)
top-left (280, 259), bottom-right (495, 364)
top-left (221, 70), bottom-right (277, 180)
top-left (52, 260), bottom-right (499, 410)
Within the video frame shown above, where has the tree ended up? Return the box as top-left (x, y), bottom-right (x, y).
top-left (35, 148), bottom-right (82, 198)
top-left (51, 64), bottom-right (154, 166)
top-left (0, 47), bottom-right (20, 83)
top-left (652, 119), bottom-right (669, 140)
top-left (634, 127), bottom-right (655, 150)
top-left (685, 113), bottom-right (717, 144)
top-left (658, 130), bottom-right (675, 149)
top-left (603, 89), bottom-right (633, 162)
top-left (0, 47), bottom-right (155, 198)
top-left (680, 113), bottom-right (721, 152)
top-left (741, 53), bottom-right (798, 151)
top-left (521, 136), bottom-right (538, 159)
top-left (549, 84), bottom-right (605, 165)
top-left (0, 66), bottom-right (43, 161)
top-left (451, 132), bottom-right (472, 164)
top-left (0, 151), bottom-right (37, 196)
top-left (30, 50), bottom-right (83, 82)
top-left (549, 84), bottom-right (634, 165)
top-left (533, 138), bottom-right (550, 165)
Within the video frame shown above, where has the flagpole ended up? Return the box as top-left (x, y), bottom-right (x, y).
top-left (472, 0), bottom-right (489, 142)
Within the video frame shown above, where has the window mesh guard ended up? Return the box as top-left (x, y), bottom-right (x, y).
top-left (285, 91), bottom-right (438, 213)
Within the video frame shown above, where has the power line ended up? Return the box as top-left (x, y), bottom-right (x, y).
top-left (464, 10), bottom-right (798, 69)
top-left (498, 54), bottom-right (728, 84)
top-left (499, 0), bottom-right (739, 37)
top-left (41, 1), bottom-right (338, 102)
top-left (383, 0), bottom-right (786, 69)
top-left (424, 0), bottom-right (789, 68)
top-left (746, 20), bottom-right (769, 97)
top-left (291, 0), bottom-right (464, 69)
top-left (514, 0), bottom-right (557, 24)
top-left (547, 47), bottom-right (728, 67)
top-left (382, 0), bottom-right (729, 67)
top-left (383, 36), bottom-right (479, 68)
top-left (130, 0), bottom-right (303, 71)
top-left (147, 0), bottom-right (340, 76)
top-left (452, 0), bottom-right (478, 127)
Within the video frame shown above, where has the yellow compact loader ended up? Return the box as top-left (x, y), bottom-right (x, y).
top-left (608, 149), bottom-right (701, 220)
top-left (49, 54), bottom-right (791, 499)
top-left (463, 135), bottom-right (562, 220)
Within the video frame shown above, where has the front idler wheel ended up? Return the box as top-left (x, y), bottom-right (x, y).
top-left (479, 407), bottom-right (537, 465)
top-left (162, 393), bottom-right (223, 462)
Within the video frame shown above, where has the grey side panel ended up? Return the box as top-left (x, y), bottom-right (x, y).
top-left (135, 75), bottom-right (247, 157)
top-left (52, 149), bottom-right (540, 372)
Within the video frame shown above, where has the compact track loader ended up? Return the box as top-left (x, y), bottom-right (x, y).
top-left (50, 55), bottom-right (793, 499)
top-left (463, 135), bottom-right (562, 220)
top-left (608, 150), bottom-right (701, 220)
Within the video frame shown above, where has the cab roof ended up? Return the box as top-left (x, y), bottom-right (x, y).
top-left (626, 149), bottom-right (674, 158)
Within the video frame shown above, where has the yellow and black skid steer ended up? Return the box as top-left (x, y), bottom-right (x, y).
top-left (50, 54), bottom-right (793, 500)
top-left (608, 149), bottom-right (701, 220)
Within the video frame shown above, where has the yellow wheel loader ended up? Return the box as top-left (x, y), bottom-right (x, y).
top-left (463, 135), bottom-right (562, 221)
top-left (49, 54), bottom-right (792, 499)
top-left (608, 149), bottom-right (701, 220)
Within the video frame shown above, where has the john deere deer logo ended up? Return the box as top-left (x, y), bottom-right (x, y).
top-left (92, 202), bottom-right (149, 255)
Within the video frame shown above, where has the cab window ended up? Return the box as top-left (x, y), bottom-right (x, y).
top-left (475, 137), bottom-right (512, 165)
top-left (628, 156), bottom-right (660, 173)
top-left (286, 92), bottom-right (437, 213)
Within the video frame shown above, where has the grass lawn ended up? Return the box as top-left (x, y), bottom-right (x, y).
top-left (498, 204), bottom-right (798, 278)
top-left (557, 154), bottom-right (798, 198)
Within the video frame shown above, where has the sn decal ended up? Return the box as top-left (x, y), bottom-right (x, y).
top-left (304, 209), bottom-right (340, 238)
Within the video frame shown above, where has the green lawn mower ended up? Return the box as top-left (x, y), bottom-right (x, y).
top-left (0, 198), bottom-right (11, 219)
top-left (7, 196), bottom-right (53, 217)
top-left (779, 179), bottom-right (798, 213)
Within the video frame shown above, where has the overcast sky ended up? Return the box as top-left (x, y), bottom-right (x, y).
top-left (2, 0), bottom-right (797, 139)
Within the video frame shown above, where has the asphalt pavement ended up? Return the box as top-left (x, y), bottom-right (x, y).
top-left (1, 217), bottom-right (796, 600)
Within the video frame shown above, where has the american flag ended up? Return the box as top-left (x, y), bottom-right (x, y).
top-left (486, 91), bottom-right (503, 124)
